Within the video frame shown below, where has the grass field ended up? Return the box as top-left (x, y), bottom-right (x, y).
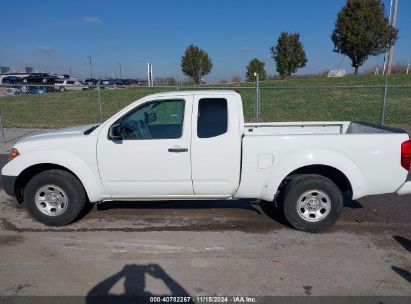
top-left (0, 74), bottom-right (410, 132)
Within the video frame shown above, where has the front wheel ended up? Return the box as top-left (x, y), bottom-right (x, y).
top-left (24, 170), bottom-right (86, 226)
top-left (280, 174), bottom-right (343, 232)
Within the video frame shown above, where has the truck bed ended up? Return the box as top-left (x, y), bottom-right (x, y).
top-left (244, 121), bottom-right (407, 136)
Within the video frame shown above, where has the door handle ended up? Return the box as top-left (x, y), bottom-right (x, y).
top-left (168, 147), bottom-right (188, 153)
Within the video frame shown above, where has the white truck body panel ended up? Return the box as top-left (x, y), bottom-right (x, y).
top-left (396, 178), bottom-right (411, 195)
top-left (236, 133), bottom-right (408, 200)
top-left (244, 122), bottom-right (348, 135)
top-left (2, 90), bottom-right (410, 204)
top-left (190, 93), bottom-right (243, 196)
top-left (2, 125), bottom-right (104, 202)
top-left (96, 94), bottom-right (194, 198)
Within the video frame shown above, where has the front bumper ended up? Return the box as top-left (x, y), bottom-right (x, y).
top-left (1, 175), bottom-right (16, 197)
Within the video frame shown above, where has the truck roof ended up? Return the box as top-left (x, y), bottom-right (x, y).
top-left (144, 90), bottom-right (240, 99)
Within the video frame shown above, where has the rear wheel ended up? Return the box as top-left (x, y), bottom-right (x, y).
top-left (24, 170), bottom-right (86, 226)
top-left (280, 174), bottom-right (343, 232)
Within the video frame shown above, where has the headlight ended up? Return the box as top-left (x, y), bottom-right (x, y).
top-left (8, 148), bottom-right (20, 161)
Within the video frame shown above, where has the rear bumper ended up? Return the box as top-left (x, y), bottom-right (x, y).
top-left (1, 175), bottom-right (16, 198)
top-left (396, 171), bottom-right (411, 196)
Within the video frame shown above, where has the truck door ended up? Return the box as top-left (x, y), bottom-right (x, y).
top-left (191, 94), bottom-right (242, 196)
top-left (97, 96), bottom-right (193, 197)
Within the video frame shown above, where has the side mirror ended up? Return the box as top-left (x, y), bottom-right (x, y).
top-left (108, 124), bottom-right (122, 140)
top-left (145, 112), bottom-right (157, 124)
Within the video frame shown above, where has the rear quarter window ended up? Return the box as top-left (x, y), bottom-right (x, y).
top-left (197, 98), bottom-right (228, 138)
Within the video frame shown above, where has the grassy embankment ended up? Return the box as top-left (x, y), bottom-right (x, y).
top-left (0, 74), bottom-right (409, 131)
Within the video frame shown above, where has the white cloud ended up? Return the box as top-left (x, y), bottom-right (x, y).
top-left (83, 17), bottom-right (102, 24)
top-left (35, 46), bottom-right (54, 54)
top-left (240, 47), bottom-right (256, 53)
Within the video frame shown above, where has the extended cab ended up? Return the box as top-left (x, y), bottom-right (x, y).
top-left (2, 91), bottom-right (411, 231)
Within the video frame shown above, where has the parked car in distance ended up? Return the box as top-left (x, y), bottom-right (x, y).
top-left (84, 78), bottom-right (98, 86)
top-left (54, 79), bottom-right (87, 92)
top-left (21, 74), bottom-right (58, 94)
top-left (1, 76), bottom-right (24, 85)
top-left (99, 80), bottom-right (110, 86)
top-left (84, 79), bottom-right (109, 88)
top-left (5, 87), bottom-right (21, 96)
top-left (21, 85), bottom-right (51, 94)
top-left (22, 73), bottom-right (57, 85)
top-left (1, 76), bottom-right (24, 95)
top-left (2, 91), bottom-right (411, 231)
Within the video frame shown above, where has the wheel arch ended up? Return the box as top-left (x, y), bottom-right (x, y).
top-left (4, 150), bottom-right (105, 203)
top-left (279, 165), bottom-right (353, 198)
top-left (14, 163), bottom-right (87, 203)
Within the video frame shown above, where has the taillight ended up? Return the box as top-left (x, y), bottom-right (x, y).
top-left (401, 140), bottom-right (411, 171)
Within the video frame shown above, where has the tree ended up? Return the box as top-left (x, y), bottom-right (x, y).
top-left (231, 75), bottom-right (242, 83)
top-left (245, 58), bottom-right (267, 82)
top-left (164, 77), bottom-right (176, 86)
top-left (271, 32), bottom-right (307, 79)
top-left (181, 44), bottom-right (212, 84)
top-left (331, 0), bottom-right (398, 75)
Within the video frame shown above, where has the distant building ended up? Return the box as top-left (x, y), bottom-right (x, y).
top-left (0, 67), bottom-right (10, 73)
top-left (328, 69), bottom-right (346, 78)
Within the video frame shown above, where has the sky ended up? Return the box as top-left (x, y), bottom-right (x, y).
top-left (1, 0), bottom-right (410, 82)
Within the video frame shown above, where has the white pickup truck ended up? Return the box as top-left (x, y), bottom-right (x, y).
top-left (2, 90), bottom-right (411, 231)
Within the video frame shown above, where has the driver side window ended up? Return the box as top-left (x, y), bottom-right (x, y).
top-left (119, 99), bottom-right (185, 140)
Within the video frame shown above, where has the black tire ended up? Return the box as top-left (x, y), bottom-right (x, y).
top-left (59, 87), bottom-right (66, 92)
top-left (24, 169), bottom-right (86, 226)
top-left (280, 174), bottom-right (343, 232)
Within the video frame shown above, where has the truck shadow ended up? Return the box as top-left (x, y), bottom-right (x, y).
top-left (93, 196), bottom-right (360, 229)
top-left (86, 264), bottom-right (193, 304)
top-left (343, 200), bottom-right (363, 209)
top-left (97, 199), bottom-right (261, 213)
top-left (391, 235), bottom-right (411, 283)
top-left (343, 192), bottom-right (363, 209)
top-left (95, 199), bottom-right (292, 228)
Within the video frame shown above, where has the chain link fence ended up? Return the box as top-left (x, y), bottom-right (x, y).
top-left (0, 83), bottom-right (410, 139)
top-left (258, 85), bottom-right (410, 131)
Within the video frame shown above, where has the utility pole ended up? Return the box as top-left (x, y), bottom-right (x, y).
top-left (87, 56), bottom-right (93, 79)
top-left (117, 63), bottom-right (122, 79)
top-left (407, 62), bottom-right (410, 75)
top-left (382, 0), bottom-right (393, 75)
top-left (254, 72), bottom-right (260, 123)
top-left (387, 0), bottom-right (398, 75)
top-left (147, 63), bottom-right (153, 86)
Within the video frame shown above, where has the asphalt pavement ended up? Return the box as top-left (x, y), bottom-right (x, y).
top-left (0, 154), bottom-right (7, 188)
top-left (0, 128), bottom-right (53, 154)
top-left (0, 157), bottom-right (410, 299)
top-left (0, 154), bottom-right (7, 171)
top-left (0, 143), bottom-right (410, 300)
